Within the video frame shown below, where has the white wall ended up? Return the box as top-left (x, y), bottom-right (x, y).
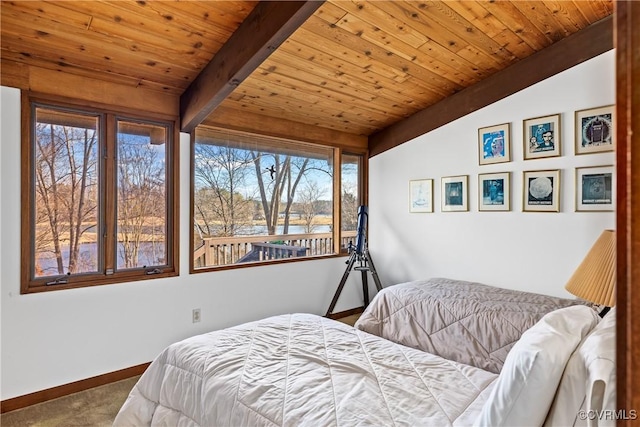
top-left (0, 86), bottom-right (363, 400)
top-left (369, 51), bottom-right (616, 298)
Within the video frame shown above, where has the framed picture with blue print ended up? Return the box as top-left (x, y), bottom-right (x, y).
top-left (575, 165), bottom-right (615, 212)
top-left (478, 123), bottom-right (511, 165)
top-left (479, 172), bottom-right (510, 211)
top-left (523, 114), bottom-right (561, 160)
top-left (575, 105), bottom-right (615, 155)
top-left (441, 175), bottom-right (468, 212)
top-left (409, 179), bottom-right (434, 213)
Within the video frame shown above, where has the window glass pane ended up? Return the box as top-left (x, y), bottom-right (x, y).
top-left (341, 154), bottom-right (361, 250)
top-left (33, 107), bottom-right (100, 278)
top-left (193, 128), bottom-right (334, 268)
top-left (116, 120), bottom-right (168, 270)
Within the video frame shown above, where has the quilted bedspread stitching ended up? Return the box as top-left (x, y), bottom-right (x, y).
top-left (354, 329), bottom-right (398, 426)
top-left (320, 317), bottom-right (341, 427)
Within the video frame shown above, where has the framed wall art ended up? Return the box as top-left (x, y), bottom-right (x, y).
top-left (523, 169), bottom-right (561, 212)
top-left (576, 165), bottom-right (615, 212)
top-left (575, 105), bottom-right (615, 154)
top-left (523, 113), bottom-right (561, 159)
top-left (478, 172), bottom-right (510, 211)
top-left (478, 123), bottom-right (511, 165)
top-left (409, 179), bottom-right (434, 213)
top-left (441, 175), bottom-right (468, 212)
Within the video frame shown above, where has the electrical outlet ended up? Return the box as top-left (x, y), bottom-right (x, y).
top-left (192, 308), bottom-right (201, 323)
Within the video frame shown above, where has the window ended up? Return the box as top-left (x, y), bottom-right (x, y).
top-left (192, 128), bottom-right (365, 270)
top-left (22, 96), bottom-right (178, 293)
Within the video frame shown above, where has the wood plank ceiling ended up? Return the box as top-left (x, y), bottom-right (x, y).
top-left (1, 1), bottom-right (614, 147)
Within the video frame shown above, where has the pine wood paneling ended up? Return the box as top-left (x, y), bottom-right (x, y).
top-left (1, 1), bottom-right (613, 139)
top-left (369, 16), bottom-right (613, 156)
top-left (1, 1), bottom-right (256, 95)
top-left (29, 66), bottom-right (179, 116)
top-left (0, 58), bottom-right (29, 89)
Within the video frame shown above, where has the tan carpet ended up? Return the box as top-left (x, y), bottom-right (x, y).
top-left (0, 376), bottom-right (139, 427)
top-left (336, 313), bottom-right (361, 326)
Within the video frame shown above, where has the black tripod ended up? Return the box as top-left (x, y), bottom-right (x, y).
top-left (325, 206), bottom-right (383, 317)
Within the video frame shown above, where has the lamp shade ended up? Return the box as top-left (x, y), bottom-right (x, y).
top-left (565, 230), bottom-right (616, 307)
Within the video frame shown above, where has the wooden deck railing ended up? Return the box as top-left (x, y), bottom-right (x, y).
top-left (194, 231), bottom-right (357, 268)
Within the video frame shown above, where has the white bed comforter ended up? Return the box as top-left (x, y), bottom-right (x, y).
top-left (113, 313), bottom-right (498, 427)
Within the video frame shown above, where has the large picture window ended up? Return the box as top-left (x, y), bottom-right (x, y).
top-left (22, 97), bottom-right (178, 293)
top-left (192, 128), bottom-right (363, 270)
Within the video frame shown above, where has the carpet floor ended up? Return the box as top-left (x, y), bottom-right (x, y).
top-left (0, 376), bottom-right (139, 427)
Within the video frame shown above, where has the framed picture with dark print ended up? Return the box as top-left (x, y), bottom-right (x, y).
top-left (523, 113), bottom-right (561, 160)
top-left (575, 105), bottom-right (615, 154)
top-left (576, 165), bottom-right (615, 212)
top-left (409, 179), bottom-right (434, 213)
top-left (523, 170), bottom-right (561, 212)
top-left (441, 175), bottom-right (468, 212)
top-left (478, 123), bottom-right (511, 165)
top-left (478, 172), bottom-right (510, 211)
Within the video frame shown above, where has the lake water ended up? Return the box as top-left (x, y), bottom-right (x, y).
top-left (36, 242), bottom-right (166, 277)
top-left (36, 225), bottom-right (333, 276)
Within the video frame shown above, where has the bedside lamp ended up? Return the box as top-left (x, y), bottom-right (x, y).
top-left (565, 229), bottom-right (616, 317)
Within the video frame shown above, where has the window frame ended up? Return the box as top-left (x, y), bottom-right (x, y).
top-left (21, 93), bottom-right (180, 294)
top-left (189, 126), bottom-right (367, 273)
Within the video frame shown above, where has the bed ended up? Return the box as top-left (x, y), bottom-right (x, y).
top-left (355, 277), bottom-right (590, 373)
top-left (113, 300), bottom-right (615, 426)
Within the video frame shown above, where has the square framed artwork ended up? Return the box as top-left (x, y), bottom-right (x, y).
top-left (523, 169), bottom-right (561, 212)
top-left (409, 179), bottom-right (434, 213)
top-left (576, 165), bottom-right (615, 212)
top-left (478, 172), bottom-right (510, 211)
top-left (523, 113), bottom-right (561, 159)
top-left (478, 123), bottom-right (511, 165)
top-left (441, 175), bottom-right (468, 212)
top-left (575, 105), bottom-right (615, 155)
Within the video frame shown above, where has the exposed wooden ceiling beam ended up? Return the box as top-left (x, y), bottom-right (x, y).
top-left (369, 15), bottom-right (614, 158)
top-left (180, 1), bottom-right (324, 133)
top-left (203, 105), bottom-right (367, 151)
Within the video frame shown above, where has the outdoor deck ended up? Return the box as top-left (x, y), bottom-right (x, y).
top-left (194, 231), bottom-right (357, 268)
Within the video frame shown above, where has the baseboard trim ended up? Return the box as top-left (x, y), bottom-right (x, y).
top-left (0, 362), bottom-right (150, 413)
top-left (326, 306), bottom-right (364, 320)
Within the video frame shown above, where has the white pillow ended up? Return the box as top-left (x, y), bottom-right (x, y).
top-left (544, 307), bottom-right (616, 427)
top-left (474, 305), bottom-right (599, 427)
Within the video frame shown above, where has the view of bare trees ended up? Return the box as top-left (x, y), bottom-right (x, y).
top-left (298, 181), bottom-right (326, 233)
top-left (341, 157), bottom-right (360, 232)
top-left (193, 140), bottom-right (335, 242)
top-left (116, 125), bottom-right (167, 269)
top-left (193, 144), bottom-right (256, 237)
top-left (33, 110), bottom-right (170, 277)
top-left (34, 113), bottom-right (99, 277)
top-left (191, 133), bottom-right (363, 268)
top-left (341, 191), bottom-right (359, 231)
top-left (252, 152), bottom-right (314, 235)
